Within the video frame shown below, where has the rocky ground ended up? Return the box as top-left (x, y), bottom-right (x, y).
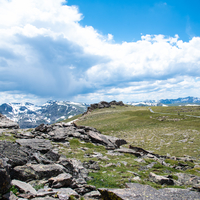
top-left (0, 112), bottom-right (200, 200)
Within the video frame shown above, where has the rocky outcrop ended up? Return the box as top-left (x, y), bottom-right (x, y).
top-left (85, 100), bottom-right (125, 113)
top-left (0, 113), bottom-right (19, 129)
top-left (30, 123), bottom-right (127, 149)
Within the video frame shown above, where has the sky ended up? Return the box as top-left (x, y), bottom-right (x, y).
top-left (0, 0), bottom-right (200, 105)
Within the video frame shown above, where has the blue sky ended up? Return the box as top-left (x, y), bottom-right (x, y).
top-left (0, 0), bottom-right (200, 104)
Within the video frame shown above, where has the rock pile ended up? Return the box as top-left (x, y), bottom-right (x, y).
top-left (85, 100), bottom-right (125, 113)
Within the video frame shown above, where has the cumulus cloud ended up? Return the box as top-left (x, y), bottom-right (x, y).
top-left (0, 0), bottom-right (200, 104)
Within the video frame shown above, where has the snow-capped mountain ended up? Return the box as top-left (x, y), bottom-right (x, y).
top-left (127, 100), bottom-right (162, 107)
top-left (159, 96), bottom-right (200, 104)
top-left (0, 101), bottom-right (89, 128)
top-left (127, 96), bottom-right (200, 107)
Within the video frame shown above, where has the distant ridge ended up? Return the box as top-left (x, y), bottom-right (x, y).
top-left (0, 101), bottom-right (89, 128)
top-left (127, 96), bottom-right (200, 106)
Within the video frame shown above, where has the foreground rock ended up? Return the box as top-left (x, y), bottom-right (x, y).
top-left (0, 157), bottom-right (11, 195)
top-left (99, 183), bottom-right (200, 200)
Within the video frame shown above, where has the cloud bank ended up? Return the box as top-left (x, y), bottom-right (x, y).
top-left (0, 0), bottom-right (200, 104)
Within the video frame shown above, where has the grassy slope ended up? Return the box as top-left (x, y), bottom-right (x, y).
top-left (75, 105), bottom-right (200, 158)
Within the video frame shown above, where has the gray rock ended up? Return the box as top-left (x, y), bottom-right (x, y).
top-left (87, 130), bottom-right (116, 149)
top-left (0, 157), bottom-right (11, 195)
top-left (99, 183), bottom-right (200, 200)
top-left (32, 197), bottom-right (56, 200)
top-left (75, 185), bottom-right (96, 195)
top-left (53, 188), bottom-right (79, 199)
top-left (114, 147), bottom-right (142, 157)
top-left (2, 191), bottom-right (18, 200)
top-left (44, 150), bottom-right (60, 162)
top-left (0, 141), bottom-right (28, 167)
top-left (0, 113), bottom-right (19, 129)
top-left (11, 179), bottom-right (37, 195)
top-left (58, 158), bottom-right (88, 179)
top-left (16, 139), bottom-right (52, 153)
top-left (83, 160), bottom-right (100, 170)
top-left (176, 173), bottom-right (200, 186)
top-left (83, 190), bottom-right (101, 199)
top-left (36, 187), bottom-right (57, 197)
top-left (105, 135), bottom-right (127, 148)
top-left (48, 173), bottom-right (73, 188)
top-left (149, 172), bottom-right (174, 185)
top-left (13, 164), bottom-right (66, 181)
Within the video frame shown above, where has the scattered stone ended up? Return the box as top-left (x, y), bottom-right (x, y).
top-left (11, 179), bottom-right (37, 195)
top-left (83, 190), bottom-right (101, 199)
top-left (48, 173), bottom-right (73, 188)
top-left (83, 160), bottom-right (100, 170)
top-left (149, 172), bottom-right (174, 185)
top-left (175, 173), bottom-right (200, 186)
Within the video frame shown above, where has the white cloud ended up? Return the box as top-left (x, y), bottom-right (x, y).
top-left (0, 0), bottom-right (200, 104)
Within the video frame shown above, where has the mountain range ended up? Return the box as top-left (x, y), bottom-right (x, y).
top-left (0, 96), bottom-right (200, 128)
top-left (0, 100), bottom-right (89, 129)
top-left (128, 96), bottom-right (200, 106)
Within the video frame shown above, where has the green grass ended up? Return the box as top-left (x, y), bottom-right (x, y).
top-left (0, 132), bottom-right (16, 142)
top-left (75, 105), bottom-right (200, 157)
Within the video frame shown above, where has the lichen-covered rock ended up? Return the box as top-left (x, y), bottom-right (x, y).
top-left (0, 141), bottom-right (28, 167)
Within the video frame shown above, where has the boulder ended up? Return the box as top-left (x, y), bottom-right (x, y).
top-left (58, 158), bottom-right (88, 179)
top-left (11, 179), bottom-right (37, 195)
top-left (2, 191), bottom-right (18, 200)
top-left (149, 172), bottom-right (174, 185)
top-left (86, 130), bottom-right (116, 149)
top-left (0, 157), bottom-right (11, 195)
top-left (53, 188), bottom-right (79, 199)
top-left (0, 113), bottom-right (19, 129)
top-left (114, 147), bottom-right (142, 157)
top-left (105, 135), bottom-right (127, 148)
top-left (0, 141), bottom-right (28, 167)
top-left (175, 173), bottom-right (200, 186)
top-left (83, 160), bottom-right (100, 170)
top-left (99, 183), bottom-right (200, 200)
top-left (48, 173), bottom-right (73, 188)
top-left (12, 164), bottom-right (66, 181)
top-left (83, 190), bottom-right (101, 199)
top-left (16, 139), bottom-right (52, 153)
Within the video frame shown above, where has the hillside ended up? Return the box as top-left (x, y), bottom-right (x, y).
top-left (74, 105), bottom-right (200, 157)
top-left (1, 104), bottom-right (200, 199)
